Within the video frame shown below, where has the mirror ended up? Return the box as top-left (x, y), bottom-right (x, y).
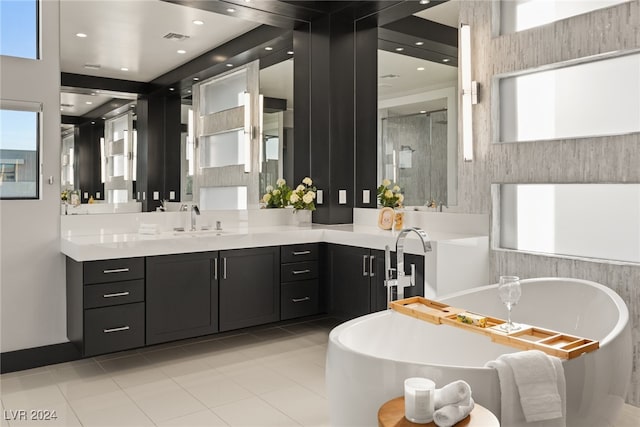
top-left (364, 0), bottom-right (460, 208)
top-left (258, 58), bottom-right (294, 197)
top-left (59, 0), bottom-right (296, 213)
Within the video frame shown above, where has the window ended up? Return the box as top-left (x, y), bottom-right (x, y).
top-left (0, 103), bottom-right (41, 199)
top-left (500, 0), bottom-right (630, 34)
top-left (499, 183), bottom-right (640, 264)
top-left (0, 0), bottom-right (39, 59)
top-left (497, 51), bottom-right (640, 143)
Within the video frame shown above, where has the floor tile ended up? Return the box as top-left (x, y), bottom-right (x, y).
top-left (212, 396), bottom-right (300, 427)
top-left (4, 401), bottom-right (81, 426)
top-left (156, 409), bottom-right (230, 426)
top-left (123, 378), bottom-right (206, 423)
top-left (56, 376), bottom-right (121, 402)
top-left (261, 384), bottom-right (330, 426)
top-left (69, 389), bottom-right (154, 427)
top-left (226, 365), bottom-right (297, 395)
top-left (98, 354), bottom-right (169, 389)
top-left (174, 369), bottom-right (253, 409)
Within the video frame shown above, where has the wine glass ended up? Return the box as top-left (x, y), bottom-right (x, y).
top-left (498, 275), bottom-right (522, 333)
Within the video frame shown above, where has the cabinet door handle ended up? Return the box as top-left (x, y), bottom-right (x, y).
top-left (103, 268), bottom-right (129, 274)
top-left (103, 291), bottom-right (129, 298)
top-left (369, 255), bottom-right (375, 277)
top-left (292, 250), bottom-right (311, 256)
top-left (214, 257), bottom-right (218, 281)
top-left (223, 257), bottom-right (227, 279)
top-left (363, 255), bottom-right (368, 276)
top-left (103, 326), bottom-right (130, 333)
top-left (292, 269), bottom-right (311, 275)
top-left (292, 296), bottom-right (311, 303)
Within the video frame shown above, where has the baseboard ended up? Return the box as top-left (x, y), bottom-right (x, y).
top-left (1, 342), bottom-right (81, 374)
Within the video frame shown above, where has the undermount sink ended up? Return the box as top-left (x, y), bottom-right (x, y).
top-left (172, 229), bottom-right (231, 237)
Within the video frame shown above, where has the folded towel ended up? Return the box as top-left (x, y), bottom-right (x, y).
top-left (434, 380), bottom-right (472, 409)
top-left (486, 350), bottom-right (566, 427)
top-left (433, 397), bottom-right (475, 427)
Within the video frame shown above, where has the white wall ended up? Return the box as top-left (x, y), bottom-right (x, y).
top-left (0, 0), bottom-right (64, 352)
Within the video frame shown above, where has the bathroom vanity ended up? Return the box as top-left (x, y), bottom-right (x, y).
top-left (62, 211), bottom-right (489, 357)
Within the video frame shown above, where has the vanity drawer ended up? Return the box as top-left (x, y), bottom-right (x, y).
top-left (84, 280), bottom-right (145, 309)
top-left (281, 280), bottom-right (319, 320)
top-left (281, 261), bottom-right (318, 282)
top-left (281, 243), bottom-right (319, 263)
top-left (84, 303), bottom-right (144, 356)
top-left (84, 257), bottom-right (145, 285)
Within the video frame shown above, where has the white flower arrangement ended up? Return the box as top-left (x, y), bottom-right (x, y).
top-left (377, 179), bottom-right (404, 208)
top-left (289, 177), bottom-right (316, 211)
top-left (262, 179), bottom-right (291, 208)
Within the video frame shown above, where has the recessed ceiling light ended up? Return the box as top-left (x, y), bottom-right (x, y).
top-left (85, 101), bottom-right (93, 105)
top-left (188, 90), bottom-right (192, 93)
top-left (287, 51), bottom-right (294, 55)
top-left (60, 107), bottom-right (64, 111)
top-left (193, 77), bottom-right (199, 81)
top-left (90, 92), bottom-right (96, 96)
top-left (169, 88), bottom-right (175, 91)
top-left (395, 47), bottom-right (404, 52)
top-left (177, 49), bottom-right (186, 54)
top-left (226, 63), bottom-right (233, 67)
top-left (102, 117), bottom-right (106, 119)
top-left (76, 32), bottom-right (87, 38)
top-left (120, 67), bottom-right (129, 71)
top-left (192, 20), bottom-right (204, 25)
top-left (91, 121), bottom-right (95, 125)
top-left (415, 41), bottom-right (424, 46)
top-left (226, 8), bottom-right (236, 12)
top-left (265, 46), bottom-right (273, 51)
top-left (420, 110), bottom-right (427, 114)
top-left (417, 67), bottom-right (425, 71)
top-left (442, 58), bottom-right (451, 63)
top-left (420, 0), bottom-right (431, 4)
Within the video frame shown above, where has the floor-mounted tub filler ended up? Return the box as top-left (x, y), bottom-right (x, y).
top-left (327, 278), bottom-right (631, 427)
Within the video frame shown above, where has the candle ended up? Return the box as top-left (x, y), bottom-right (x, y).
top-left (404, 377), bottom-right (435, 424)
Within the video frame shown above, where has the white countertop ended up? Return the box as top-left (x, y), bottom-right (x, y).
top-left (61, 224), bottom-right (487, 262)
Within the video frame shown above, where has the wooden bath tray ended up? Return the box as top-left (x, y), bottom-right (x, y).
top-left (389, 297), bottom-right (599, 360)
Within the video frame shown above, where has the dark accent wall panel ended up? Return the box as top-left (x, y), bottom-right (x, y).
top-left (75, 121), bottom-right (104, 201)
top-left (355, 17), bottom-right (378, 208)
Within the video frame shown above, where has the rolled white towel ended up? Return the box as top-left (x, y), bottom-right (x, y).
top-left (433, 397), bottom-right (475, 427)
top-left (434, 380), bottom-right (472, 409)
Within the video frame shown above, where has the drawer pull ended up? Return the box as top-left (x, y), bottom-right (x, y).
top-left (103, 326), bottom-right (130, 333)
top-left (363, 255), bottom-right (368, 276)
top-left (292, 269), bottom-right (311, 275)
top-left (103, 291), bottom-right (130, 298)
top-left (292, 250), bottom-right (311, 256)
top-left (369, 255), bottom-right (375, 277)
top-left (103, 268), bottom-right (130, 274)
top-left (292, 296), bottom-right (311, 303)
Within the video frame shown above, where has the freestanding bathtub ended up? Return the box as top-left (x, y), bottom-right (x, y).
top-left (327, 278), bottom-right (631, 427)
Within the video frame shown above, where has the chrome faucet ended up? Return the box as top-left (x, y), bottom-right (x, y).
top-left (384, 227), bottom-right (432, 307)
top-left (190, 204), bottom-right (200, 231)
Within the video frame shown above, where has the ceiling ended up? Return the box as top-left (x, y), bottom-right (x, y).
top-left (378, 0), bottom-right (459, 114)
top-left (60, 0), bottom-right (261, 82)
top-left (60, 0), bottom-right (460, 118)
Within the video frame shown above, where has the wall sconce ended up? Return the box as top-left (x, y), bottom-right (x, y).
top-left (243, 91), bottom-right (252, 173)
top-left (123, 130), bottom-right (129, 181)
top-left (100, 137), bottom-right (106, 183)
top-left (258, 94), bottom-right (264, 173)
top-left (132, 130), bottom-right (137, 181)
top-left (460, 23), bottom-right (479, 162)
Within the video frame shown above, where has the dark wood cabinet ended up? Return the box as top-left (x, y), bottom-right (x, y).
top-left (280, 243), bottom-right (320, 320)
top-left (66, 257), bottom-right (146, 357)
top-left (327, 244), bottom-right (425, 320)
top-left (146, 252), bottom-right (218, 345)
top-left (219, 247), bottom-right (280, 331)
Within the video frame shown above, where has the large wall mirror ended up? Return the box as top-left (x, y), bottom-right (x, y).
top-left (59, 0), bottom-right (303, 214)
top-left (360, 0), bottom-right (460, 208)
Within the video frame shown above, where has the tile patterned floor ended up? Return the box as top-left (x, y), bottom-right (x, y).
top-left (1, 316), bottom-right (639, 426)
top-left (0, 317), bottom-right (337, 427)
